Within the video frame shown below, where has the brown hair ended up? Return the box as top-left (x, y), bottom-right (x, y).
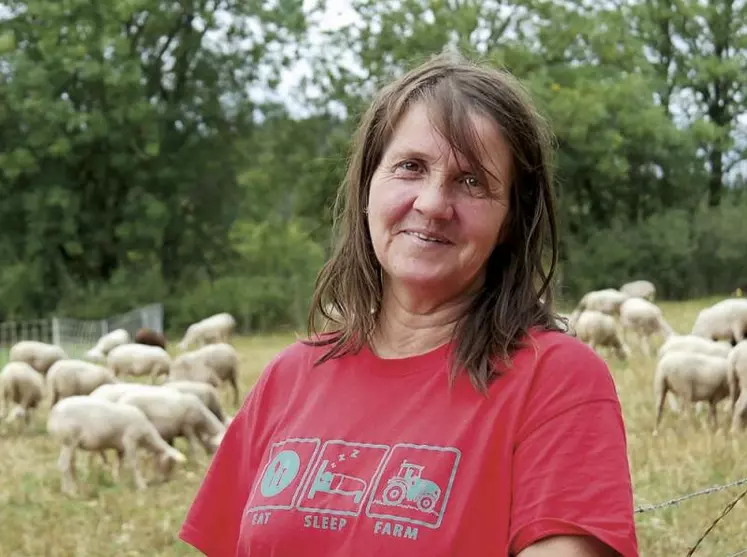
top-left (304, 51), bottom-right (562, 392)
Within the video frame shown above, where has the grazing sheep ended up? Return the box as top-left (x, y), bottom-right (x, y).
top-left (134, 328), bottom-right (167, 350)
top-left (619, 297), bottom-right (675, 356)
top-left (568, 310), bottom-right (630, 360)
top-left (178, 312), bottom-right (236, 351)
top-left (727, 340), bottom-right (747, 432)
top-left (46, 396), bottom-right (186, 495)
top-left (0, 361), bottom-right (45, 424)
top-left (658, 334), bottom-right (733, 359)
top-left (89, 382), bottom-right (167, 403)
top-left (46, 359), bottom-right (118, 405)
top-left (168, 343), bottom-right (240, 404)
top-left (9, 340), bottom-right (67, 375)
top-left (165, 380), bottom-right (228, 424)
top-left (620, 280), bottom-right (656, 302)
top-left (653, 351), bottom-right (730, 434)
top-left (107, 343), bottom-right (171, 383)
top-left (87, 329), bottom-right (130, 359)
top-left (691, 298), bottom-right (747, 345)
top-left (117, 389), bottom-right (226, 457)
top-left (575, 288), bottom-right (630, 316)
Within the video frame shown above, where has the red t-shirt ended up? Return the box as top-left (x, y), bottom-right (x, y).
top-left (179, 330), bottom-right (639, 556)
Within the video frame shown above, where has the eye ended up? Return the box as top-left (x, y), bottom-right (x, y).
top-left (395, 160), bottom-right (423, 174)
top-left (460, 174), bottom-right (481, 189)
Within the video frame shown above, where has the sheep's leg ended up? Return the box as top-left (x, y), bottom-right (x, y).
top-left (708, 402), bottom-right (719, 432)
top-left (109, 450), bottom-right (124, 483)
top-left (58, 444), bottom-right (78, 496)
top-left (731, 392), bottom-right (747, 433)
top-left (123, 436), bottom-right (147, 491)
top-left (228, 375), bottom-right (239, 406)
top-left (183, 426), bottom-right (202, 458)
top-left (653, 384), bottom-right (669, 435)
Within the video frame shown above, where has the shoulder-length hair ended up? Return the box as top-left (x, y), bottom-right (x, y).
top-left (305, 51), bottom-right (563, 392)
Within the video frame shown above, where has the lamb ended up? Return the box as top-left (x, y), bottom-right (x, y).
top-left (727, 340), bottom-right (747, 432)
top-left (619, 297), bottom-right (675, 356)
top-left (178, 312), bottom-right (236, 351)
top-left (46, 396), bottom-right (187, 495)
top-left (134, 328), bottom-right (167, 350)
top-left (574, 288), bottom-right (630, 316)
top-left (0, 361), bottom-right (45, 424)
top-left (46, 359), bottom-right (118, 405)
top-left (620, 280), bottom-right (656, 301)
top-left (9, 340), bottom-right (67, 375)
top-left (164, 380), bottom-right (228, 424)
top-left (691, 298), bottom-right (747, 345)
top-left (117, 388), bottom-right (226, 457)
top-left (106, 343), bottom-right (171, 383)
top-left (85, 329), bottom-right (130, 364)
top-left (658, 334), bottom-right (733, 360)
top-left (168, 342), bottom-right (240, 404)
top-left (652, 351), bottom-right (730, 435)
top-left (568, 309), bottom-right (630, 360)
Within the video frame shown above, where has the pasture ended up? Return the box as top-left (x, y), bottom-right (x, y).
top-left (1, 299), bottom-right (746, 556)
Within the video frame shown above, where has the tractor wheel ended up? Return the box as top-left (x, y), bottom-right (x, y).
top-left (382, 480), bottom-right (407, 505)
top-left (416, 493), bottom-right (438, 513)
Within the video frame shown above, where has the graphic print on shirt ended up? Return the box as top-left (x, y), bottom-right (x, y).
top-left (245, 438), bottom-right (321, 512)
top-left (296, 440), bottom-right (390, 517)
top-left (365, 444), bottom-right (461, 529)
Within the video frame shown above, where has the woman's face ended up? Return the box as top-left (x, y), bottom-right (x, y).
top-left (367, 102), bottom-right (512, 303)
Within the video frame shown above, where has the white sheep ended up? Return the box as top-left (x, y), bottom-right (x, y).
top-left (619, 297), bottom-right (675, 356)
top-left (568, 309), bottom-right (630, 360)
top-left (178, 312), bottom-right (236, 351)
top-left (46, 395), bottom-right (187, 495)
top-left (46, 359), bottom-right (118, 404)
top-left (0, 361), bottom-right (45, 424)
top-left (575, 288), bottom-right (630, 316)
top-left (168, 342), bottom-right (240, 404)
top-left (691, 298), bottom-right (747, 344)
top-left (106, 343), bottom-right (171, 383)
top-left (620, 280), bottom-right (656, 301)
top-left (658, 334), bottom-right (733, 360)
top-left (89, 382), bottom-right (166, 403)
top-left (727, 340), bottom-right (747, 432)
top-left (164, 380), bottom-right (228, 424)
top-left (653, 351), bottom-right (730, 434)
top-left (85, 329), bottom-right (130, 363)
top-left (9, 340), bottom-right (67, 375)
top-left (117, 388), bottom-right (226, 457)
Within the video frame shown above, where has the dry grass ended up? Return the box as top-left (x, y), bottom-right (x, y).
top-left (2, 302), bottom-right (746, 556)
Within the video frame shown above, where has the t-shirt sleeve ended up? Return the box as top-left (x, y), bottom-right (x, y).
top-left (508, 338), bottom-right (639, 557)
top-left (178, 364), bottom-right (275, 557)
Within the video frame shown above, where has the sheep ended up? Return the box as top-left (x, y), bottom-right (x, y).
top-left (178, 312), bottom-right (236, 351)
top-left (9, 340), bottom-right (67, 375)
top-left (87, 329), bottom-right (130, 360)
top-left (117, 388), bottom-right (226, 458)
top-left (691, 298), bottom-right (747, 345)
top-left (727, 340), bottom-right (747, 432)
top-left (620, 280), bottom-right (656, 302)
top-left (165, 380), bottom-right (228, 424)
top-left (619, 297), bottom-right (674, 356)
top-left (575, 288), bottom-right (630, 316)
top-left (0, 361), bottom-right (45, 424)
top-left (46, 359), bottom-right (118, 405)
top-left (46, 396), bottom-right (186, 495)
top-left (134, 328), bottom-right (167, 350)
top-left (89, 382), bottom-right (167, 403)
top-left (168, 342), bottom-right (240, 404)
top-left (568, 309), bottom-right (630, 360)
top-left (653, 351), bottom-right (730, 435)
top-left (106, 343), bottom-right (171, 383)
top-left (658, 334), bottom-right (733, 360)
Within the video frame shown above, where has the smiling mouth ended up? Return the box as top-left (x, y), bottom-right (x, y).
top-left (404, 231), bottom-right (451, 244)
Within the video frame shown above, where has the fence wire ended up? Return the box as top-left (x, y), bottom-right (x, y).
top-left (634, 476), bottom-right (747, 556)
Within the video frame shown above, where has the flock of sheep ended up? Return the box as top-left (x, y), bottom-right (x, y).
top-left (560, 280), bottom-right (747, 435)
top-left (0, 312), bottom-right (240, 495)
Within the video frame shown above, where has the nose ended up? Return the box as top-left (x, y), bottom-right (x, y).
top-left (412, 173), bottom-right (454, 220)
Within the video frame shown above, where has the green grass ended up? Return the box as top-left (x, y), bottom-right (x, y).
top-left (1, 302), bottom-right (746, 556)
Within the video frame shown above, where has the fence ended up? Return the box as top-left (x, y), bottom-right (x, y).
top-left (0, 303), bottom-right (163, 359)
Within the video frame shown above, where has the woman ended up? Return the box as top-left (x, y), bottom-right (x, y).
top-left (179, 52), bottom-right (639, 557)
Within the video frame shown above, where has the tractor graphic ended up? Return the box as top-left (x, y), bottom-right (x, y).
top-left (381, 460), bottom-right (441, 513)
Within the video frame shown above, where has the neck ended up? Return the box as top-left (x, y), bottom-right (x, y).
top-left (371, 281), bottom-right (479, 358)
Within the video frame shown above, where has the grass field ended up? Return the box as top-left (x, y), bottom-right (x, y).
top-left (1, 299), bottom-right (746, 556)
